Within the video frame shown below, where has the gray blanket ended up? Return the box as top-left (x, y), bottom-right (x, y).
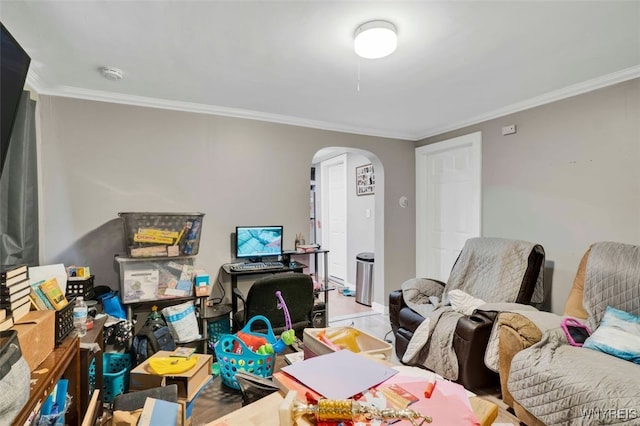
top-left (507, 241), bottom-right (640, 425)
top-left (402, 237), bottom-right (543, 380)
top-left (509, 328), bottom-right (640, 425)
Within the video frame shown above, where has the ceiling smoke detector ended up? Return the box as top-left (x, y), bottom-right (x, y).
top-left (99, 66), bottom-right (124, 81)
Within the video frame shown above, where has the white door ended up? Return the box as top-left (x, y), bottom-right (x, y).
top-left (321, 155), bottom-right (347, 282)
top-left (415, 132), bottom-right (482, 280)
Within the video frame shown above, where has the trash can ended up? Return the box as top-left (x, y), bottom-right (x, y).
top-left (355, 252), bottom-right (374, 306)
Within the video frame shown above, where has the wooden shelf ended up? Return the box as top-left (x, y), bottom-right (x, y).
top-left (13, 335), bottom-right (80, 426)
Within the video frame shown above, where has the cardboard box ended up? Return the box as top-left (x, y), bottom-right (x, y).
top-left (303, 326), bottom-right (392, 361)
top-left (177, 375), bottom-right (213, 426)
top-left (129, 351), bottom-right (212, 400)
top-left (12, 310), bottom-right (55, 370)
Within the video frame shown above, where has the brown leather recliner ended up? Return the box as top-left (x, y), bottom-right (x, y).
top-left (389, 238), bottom-right (545, 390)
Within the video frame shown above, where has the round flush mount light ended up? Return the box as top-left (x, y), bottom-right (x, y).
top-left (99, 66), bottom-right (124, 81)
top-left (354, 20), bottom-right (397, 59)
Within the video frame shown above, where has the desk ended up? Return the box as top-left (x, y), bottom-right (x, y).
top-left (221, 263), bottom-right (306, 331)
top-left (13, 335), bottom-right (80, 426)
top-left (287, 249), bottom-right (331, 327)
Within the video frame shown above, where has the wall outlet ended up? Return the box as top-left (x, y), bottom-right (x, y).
top-left (502, 124), bottom-right (517, 135)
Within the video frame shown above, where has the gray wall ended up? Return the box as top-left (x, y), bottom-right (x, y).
top-left (36, 96), bottom-right (416, 308)
top-left (417, 78), bottom-right (640, 313)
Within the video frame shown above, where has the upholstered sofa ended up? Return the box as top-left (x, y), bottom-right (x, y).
top-left (389, 237), bottom-right (545, 390)
top-left (496, 242), bottom-right (640, 425)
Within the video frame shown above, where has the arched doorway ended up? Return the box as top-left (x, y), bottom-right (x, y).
top-left (311, 147), bottom-right (383, 320)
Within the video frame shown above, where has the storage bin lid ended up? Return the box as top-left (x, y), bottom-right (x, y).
top-left (356, 252), bottom-right (374, 262)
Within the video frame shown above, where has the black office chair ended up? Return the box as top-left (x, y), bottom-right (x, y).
top-left (233, 272), bottom-right (314, 339)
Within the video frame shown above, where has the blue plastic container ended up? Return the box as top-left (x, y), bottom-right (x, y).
top-left (103, 352), bottom-right (132, 403)
top-left (214, 315), bottom-right (277, 390)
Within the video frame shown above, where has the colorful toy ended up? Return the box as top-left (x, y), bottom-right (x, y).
top-left (257, 290), bottom-right (296, 355)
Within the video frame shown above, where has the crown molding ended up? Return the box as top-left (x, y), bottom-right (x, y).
top-left (25, 69), bottom-right (46, 93)
top-left (32, 85), bottom-right (416, 141)
top-left (25, 66), bottom-right (639, 142)
top-left (416, 65), bottom-right (640, 140)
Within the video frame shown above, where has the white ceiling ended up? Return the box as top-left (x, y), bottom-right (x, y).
top-left (2, 1), bottom-right (639, 141)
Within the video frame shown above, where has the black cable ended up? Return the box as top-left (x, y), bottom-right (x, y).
top-left (384, 329), bottom-right (393, 343)
top-left (209, 274), bottom-right (226, 304)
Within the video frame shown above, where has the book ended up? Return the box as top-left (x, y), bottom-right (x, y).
top-left (39, 278), bottom-right (69, 310)
top-left (170, 346), bottom-right (196, 358)
top-left (10, 298), bottom-right (31, 321)
top-left (0, 316), bottom-right (13, 331)
top-left (138, 398), bottom-right (180, 426)
top-left (1, 294), bottom-right (30, 311)
top-left (1, 264), bottom-right (28, 281)
top-left (1, 271), bottom-right (29, 287)
top-left (31, 280), bottom-right (54, 310)
top-left (30, 289), bottom-right (48, 310)
top-left (0, 285), bottom-right (31, 304)
top-left (0, 276), bottom-right (31, 295)
top-left (0, 308), bottom-right (5, 322)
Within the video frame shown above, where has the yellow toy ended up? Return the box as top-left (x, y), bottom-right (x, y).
top-left (148, 355), bottom-right (198, 375)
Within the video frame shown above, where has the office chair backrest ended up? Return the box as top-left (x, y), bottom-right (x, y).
top-left (244, 273), bottom-right (314, 335)
top-left (112, 384), bottom-right (178, 412)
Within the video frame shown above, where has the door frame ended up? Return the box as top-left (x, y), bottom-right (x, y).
top-left (320, 153), bottom-right (348, 283)
top-left (415, 132), bottom-right (482, 279)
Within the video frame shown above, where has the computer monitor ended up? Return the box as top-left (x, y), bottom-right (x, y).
top-left (235, 226), bottom-right (283, 261)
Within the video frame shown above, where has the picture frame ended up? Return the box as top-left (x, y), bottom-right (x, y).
top-left (356, 164), bottom-right (375, 196)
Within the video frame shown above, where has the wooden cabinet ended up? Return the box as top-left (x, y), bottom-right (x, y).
top-left (13, 335), bottom-right (80, 426)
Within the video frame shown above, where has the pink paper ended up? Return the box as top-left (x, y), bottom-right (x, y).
top-left (391, 380), bottom-right (480, 426)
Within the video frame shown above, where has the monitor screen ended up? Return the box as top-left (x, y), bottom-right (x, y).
top-left (1, 24), bottom-right (31, 175)
top-left (236, 226), bottom-right (283, 259)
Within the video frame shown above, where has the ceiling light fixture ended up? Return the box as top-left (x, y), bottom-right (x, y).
top-left (354, 20), bottom-right (397, 59)
top-left (99, 66), bottom-right (124, 81)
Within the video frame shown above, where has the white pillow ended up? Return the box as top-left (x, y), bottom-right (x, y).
top-left (447, 290), bottom-right (486, 315)
top-left (583, 306), bottom-right (640, 364)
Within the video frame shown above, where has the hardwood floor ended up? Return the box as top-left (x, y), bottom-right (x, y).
top-left (326, 284), bottom-right (375, 319)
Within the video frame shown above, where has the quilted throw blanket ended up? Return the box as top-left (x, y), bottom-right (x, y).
top-left (402, 238), bottom-right (543, 380)
top-left (505, 242), bottom-right (640, 424)
top-left (508, 328), bottom-right (640, 425)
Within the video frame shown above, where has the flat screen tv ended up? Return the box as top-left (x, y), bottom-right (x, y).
top-left (235, 226), bottom-right (283, 261)
top-left (1, 23), bottom-right (31, 175)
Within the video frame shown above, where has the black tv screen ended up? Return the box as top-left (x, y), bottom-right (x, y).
top-left (1, 23), bottom-right (31, 175)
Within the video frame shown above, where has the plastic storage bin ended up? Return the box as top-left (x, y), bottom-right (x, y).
top-left (214, 316), bottom-right (277, 390)
top-left (55, 298), bottom-right (75, 346)
top-left (119, 212), bottom-right (204, 258)
top-left (102, 352), bottom-right (132, 403)
top-left (303, 326), bottom-right (392, 361)
top-left (207, 316), bottom-right (231, 347)
top-left (65, 275), bottom-right (95, 300)
top-left (115, 256), bottom-right (196, 303)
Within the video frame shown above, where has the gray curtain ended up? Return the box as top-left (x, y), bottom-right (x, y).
top-left (0, 91), bottom-right (38, 267)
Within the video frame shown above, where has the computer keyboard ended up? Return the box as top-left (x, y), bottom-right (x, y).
top-left (230, 261), bottom-right (285, 272)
